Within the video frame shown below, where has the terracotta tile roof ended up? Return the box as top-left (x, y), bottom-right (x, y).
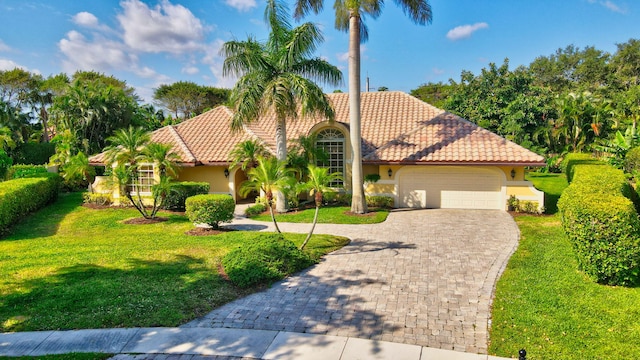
top-left (89, 91), bottom-right (544, 166)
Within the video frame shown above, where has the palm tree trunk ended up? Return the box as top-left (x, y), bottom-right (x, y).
top-left (275, 117), bottom-right (288, 213)
top-left (269, 202), bottom-right (282, 233)
top-left (348, 14), bottom-right (368, 214)
top-left (300, 205), bottom-right (319, 250)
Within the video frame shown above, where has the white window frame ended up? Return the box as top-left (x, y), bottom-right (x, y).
top-left (316, 128), bottom-right (345, 188)
top-left (129, 164), bottom-right (155, 194)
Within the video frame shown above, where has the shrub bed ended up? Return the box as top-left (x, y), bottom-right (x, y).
top-left (185, 194), bottom-right (235, 229)
top-left (558, 161), bottom-right (640, 285)
top-left (366, 195), bottom-right (394, 208)
top-left (222, 233), bottom-right (314, 288)
top-left (0, 173), bottom-right (61, 235)
top-left (162, 181), bottom-right (210, 211)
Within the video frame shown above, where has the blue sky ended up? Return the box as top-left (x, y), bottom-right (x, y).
top-left (0, 0), bottom-right (639, 103)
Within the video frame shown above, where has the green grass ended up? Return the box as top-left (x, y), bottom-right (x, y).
top-left (526, 171), bottom-right (569, 214)
top-left (0, 192), bottom-right (348, 332)
top-left (250, 206), bottom-right (389, 224)
top-left (490, 215), bottom-right (640, 359)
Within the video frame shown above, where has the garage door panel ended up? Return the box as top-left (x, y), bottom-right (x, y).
top-left (399, 167), bottom-right (503, 210)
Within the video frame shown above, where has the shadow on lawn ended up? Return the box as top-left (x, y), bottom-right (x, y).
top-left (0, 192), bottom-right (83, 241)
top-left (1, 255), bottom-right (246, 332)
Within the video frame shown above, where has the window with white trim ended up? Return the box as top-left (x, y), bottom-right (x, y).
top-left (316, 128), bottom-right (345, 187)
top-left (129, 164), bottom-right (154, 193)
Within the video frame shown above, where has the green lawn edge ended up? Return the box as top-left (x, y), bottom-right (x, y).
top-left (490, 172), bottom-right (640, 359)
top-left (249, 206), bottom-right (389, 224)
top-left (0, 192), bottom-right (349, 332)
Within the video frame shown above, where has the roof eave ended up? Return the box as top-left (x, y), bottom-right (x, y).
top-left (363, 160), bottom-right (546, 167)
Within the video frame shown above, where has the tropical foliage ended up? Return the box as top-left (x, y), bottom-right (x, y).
top-left (239, 156), bottom-right (295, 233)
top-left (294, 0), bottom-right (433, 214)
top-left (412, 39), bottom-right (640, 168)
top-left (103, 127), bottom-right (177, 219)
top-left (222, 0), bottom-right (341, 212)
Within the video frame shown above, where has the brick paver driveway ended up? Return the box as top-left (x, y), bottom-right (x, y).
top-left (184, 209), bottom-right (519, 354)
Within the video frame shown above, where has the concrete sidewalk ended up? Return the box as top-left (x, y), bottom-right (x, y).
top-left (0, 327), bottom-right (512, 359)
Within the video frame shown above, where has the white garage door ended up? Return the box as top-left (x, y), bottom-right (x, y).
top-left (398, 167), bottom-right (504, 210)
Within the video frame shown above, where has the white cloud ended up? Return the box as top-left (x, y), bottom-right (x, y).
top-left (446, 22), bottom-right (489, 41)
top-left (0, 58), bottom-right (26, 71)
top-left (603, 1), bottom-right (627, 13)
top-left (117, 0), bottom-right (207, 54)
top-left (182, 65), bottom-right (199, 75)
top-left (58, 30), bottom-right (137, 73)
top-left (73, 12), bottom-right (99, 27)
top-left (201, 39), bottom-right (236, 87)
top-left (0, 40), bottom-right (11, 52)
top-left (226, 0), bottom-right (257, 12)
top-left (432, 67), bottom-right (445, 75)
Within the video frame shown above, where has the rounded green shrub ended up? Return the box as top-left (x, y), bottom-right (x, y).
top-left (162, 181), bottom-right (210, 211)
top-left (245, 203), bottom-right (267, 217)
top-left (558, 163), bottom-right (640, 285)
top-left (625, 146), bottom-right (640, 175)
top-left (222, 234), bottom-right (314, 288)
top-left (185, 194), bottom-right (235, 229)
top-left (366, 195), bottom-right (394, 208)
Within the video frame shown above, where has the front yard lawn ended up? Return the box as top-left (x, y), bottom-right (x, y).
top-left (492, 173), bottom-right (640, 359)
top-left (0, 193), bottom-right (348, 332)
top-left (490, 215), bottom-right (640, 359)
top-left (250, 206), bottom-right (389, 224)
top-left (525, 172), bottom-right (568, 214)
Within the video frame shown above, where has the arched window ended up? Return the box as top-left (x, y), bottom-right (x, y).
top-left (316, 128), bottom-right (345, 187)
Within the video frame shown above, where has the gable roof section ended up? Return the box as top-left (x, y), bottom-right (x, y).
top-left (90, 91), bottom-right (544, 166)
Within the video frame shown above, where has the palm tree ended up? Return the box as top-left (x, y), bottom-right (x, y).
top-left (62, 151), bottom-right (96, 192)
top-left (294, 0), bottom-right (432, 214)
top-left (239, 156), bottom-right (295, 233)
top-left (142, 142), bottom-right (179, 179)
top-left (103, 127), bottom-right (156, 218)
top-left (229, 139), bottom-right (271, 171)
top-left (287, 133), bottom-right (328, 180)
top-left (222, 0), bottom-right (342, 212)
top-left (299, 164), bottom-right (342, 250)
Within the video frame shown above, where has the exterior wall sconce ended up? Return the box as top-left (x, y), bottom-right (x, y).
top-left (388, 168), bottom-right (393, 178)
top-left (224, 168), bottom-right (230, 178)
top-left (510, 168), bottom-right (516, 180)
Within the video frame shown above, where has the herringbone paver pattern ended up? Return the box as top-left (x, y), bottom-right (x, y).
top-left (183, 209), bottom-right (519, 354)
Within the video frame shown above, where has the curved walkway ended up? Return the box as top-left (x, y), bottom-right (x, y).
top-left (184, 208), bottom-right (520, 355)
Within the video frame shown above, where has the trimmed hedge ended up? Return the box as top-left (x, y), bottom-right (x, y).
top-left (8, 164), bottom-right (49, 179)
top-left (561, 153), bottom-right (604, 183)
top-left (162, 181), bottom-right (210, 211)
top-left (222, 233), bottom-right (314, 288)
top-left (185, 194), bottom-right (235, 229)
top-left (558, 161), bottom-right (640, 285)
top-left (625, 146), bottom-right (640, 175)
top-left (0, 173), bottom-right (61, 235)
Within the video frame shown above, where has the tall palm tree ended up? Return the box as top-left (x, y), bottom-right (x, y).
top-left (299, 164), bottom-right (342, 250)
top-left (222, 0), bottom-right (342, 212)
top-left (294, 0), bottom-right (433, 214)
top-left (239, 156), bottom-right (295, 233)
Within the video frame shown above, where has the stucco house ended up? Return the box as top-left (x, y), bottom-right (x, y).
top-left (89, 91), bottom-right (545, 210)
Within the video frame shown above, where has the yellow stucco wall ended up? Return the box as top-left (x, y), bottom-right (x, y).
top-left (177, 166), bottom-right (230, 194)
top-left (507, 184), bottom-right (539, 197)
top-left (365, 183), bottom-right (395, 194)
